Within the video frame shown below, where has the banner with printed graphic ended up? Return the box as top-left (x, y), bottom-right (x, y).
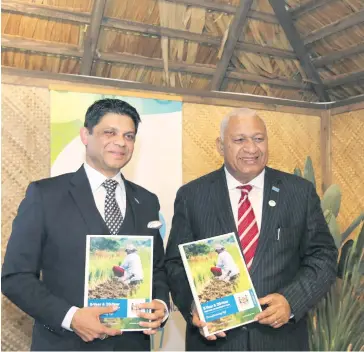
top-left (51, 90), bottom-right (186, 350)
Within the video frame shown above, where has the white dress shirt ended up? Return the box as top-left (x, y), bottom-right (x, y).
top-left (225, 167), bottom-right (265, 233)
top-left (61, 162), bottom-right (168, 331)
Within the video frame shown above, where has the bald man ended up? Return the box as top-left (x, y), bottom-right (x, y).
top-left (165, 108), bottom-right (337, 351)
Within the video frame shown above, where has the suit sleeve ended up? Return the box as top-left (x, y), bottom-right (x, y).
top-left (279, 182), bottom-right (338, 321)
top-left (165, 187), bottom-right (195, 323)
top-left (1, 183), bottom-right (72, 329)
top-left (151, 195), bottom-right (170, 307)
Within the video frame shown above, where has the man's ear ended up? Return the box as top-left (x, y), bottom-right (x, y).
top-left (80, 127), bottom-right (89, 146)
top-left (216, 137), bottom-right (224, 156)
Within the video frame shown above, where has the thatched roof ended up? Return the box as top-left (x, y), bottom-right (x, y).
top-left (2, 0), bottom-right (364, 103)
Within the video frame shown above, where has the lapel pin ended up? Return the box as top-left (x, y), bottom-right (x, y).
top-left (134, 197), bottom-right (140, 204)
top-left (272, 186), bottom-right (280, 192)
top-left (268, 200), bottom-right (276, 207)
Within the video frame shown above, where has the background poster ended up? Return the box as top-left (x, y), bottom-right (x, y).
top-left (50, 90), bottom-right (186, 350)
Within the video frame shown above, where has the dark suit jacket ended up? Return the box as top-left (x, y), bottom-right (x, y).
top-left (165, 166), bottom-right (338, 351)
top-left (2, 166), bottom-right (169, 351)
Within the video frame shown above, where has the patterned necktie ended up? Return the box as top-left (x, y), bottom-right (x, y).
top-left (237, 185), bottom-right (259, 270)
top-left (103, 179), bottom-right (123, 235)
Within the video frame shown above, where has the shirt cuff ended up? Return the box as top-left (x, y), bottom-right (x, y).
top-left (155, 299), bottom-right (169, 323)
top-left (61, 306), bottom-right (79, 331)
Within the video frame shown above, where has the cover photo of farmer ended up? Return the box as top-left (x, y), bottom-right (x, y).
top-left (85, 235), bottom-right (153, 330)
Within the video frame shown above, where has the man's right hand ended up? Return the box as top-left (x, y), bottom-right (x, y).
top-left (71, 306), bottom-right (122, 342)
top-left (191, 308), bottom-right (226, 341)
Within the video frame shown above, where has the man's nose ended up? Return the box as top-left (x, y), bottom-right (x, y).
top-left (243, 138), bottom-right (258, 152)
top-left (113, 135), bottom-right (126, 146)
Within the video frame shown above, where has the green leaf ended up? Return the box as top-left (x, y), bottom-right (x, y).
top-left (341, 213), bottom-right (364, 243)
top-left (293, 167), bottom-right (302, 177)
top-left (326, 210), bottom-right (341, 249)
top-left (303, 156), bottom-right (316, 189)
top-left (321, 184), bottom-right (341, 217)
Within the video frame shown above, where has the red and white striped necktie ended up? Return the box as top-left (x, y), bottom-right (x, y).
top-left (237, 185), bottom-right (259, 270)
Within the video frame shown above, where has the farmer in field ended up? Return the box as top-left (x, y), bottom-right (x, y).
top-left (211, 244), bottom-right (240, 282)
top-left (113, 244), bottom-right (144, 286)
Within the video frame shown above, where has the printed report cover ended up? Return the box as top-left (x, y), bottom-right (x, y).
top-left (179, 232), bottom-right (262, 336)
top-left (84, 235), bottom-right (153, 331)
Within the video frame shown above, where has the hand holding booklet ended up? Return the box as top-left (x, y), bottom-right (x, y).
top-left (84, 235), bottom-right (153, 331)
top-left (179, 232), bottom-right (262, 336)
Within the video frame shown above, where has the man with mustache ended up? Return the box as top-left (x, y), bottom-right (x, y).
top-left (166, 108), bottom-right (337, 351)
top-left (2, 99), bottom-right (169, 351)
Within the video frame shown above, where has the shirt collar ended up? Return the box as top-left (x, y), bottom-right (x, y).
top-left (224, 166), bottom-right (265, 191)
top-left (84, 162), bottom-right (123, 192)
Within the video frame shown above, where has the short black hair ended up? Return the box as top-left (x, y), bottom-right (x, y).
top-left (84, 99), bottom-right (141, 133)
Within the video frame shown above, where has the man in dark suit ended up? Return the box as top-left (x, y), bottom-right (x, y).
top-left (165, 108), bottom-right (338, 351)
top-left (2, 99), bottom-right (169, 351)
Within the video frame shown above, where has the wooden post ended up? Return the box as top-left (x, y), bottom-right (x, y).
top-left (321, 110), bottom-right (332, 193)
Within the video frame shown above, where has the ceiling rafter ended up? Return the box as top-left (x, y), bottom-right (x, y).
top-left (165, 0), bottom-right (278, 23)
top-left (210, 0), bottom-right (254, 91)
top-left (312, 43), bottom-right (364, 68)
top-left (1, 0), bottom-right (296, 59)
top-left (324, 70), bottom-right (364, 88)
top-left (269, 0), bottom-right (330, 101)
top-left (304, 8), bottom-right (364, 45)
top-left (1, 35), bottom-right (310, 91)
top-left (80, 0), bottom-right (106, 75)
top-left (289, 0), bottom-right (335, 20)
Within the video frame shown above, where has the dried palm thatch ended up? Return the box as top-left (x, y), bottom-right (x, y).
top-left (2, 0), bottom-right (364, 102)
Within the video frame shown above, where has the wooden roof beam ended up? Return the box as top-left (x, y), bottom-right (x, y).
top-left (312, 43), bottom-right (364, 68)
top-left (1, 35), bottom-right (309, 91)
top-left (324, 70), bottom-right (364, 88)
top-left (289, 0), bottom-right (335, 20)
top-left (269, 0), bottom-right (330, 101)
top-left (2, 0), bottom-right (296, 60)
top-left (80, 0), bottom-right (106, 75)
top-left (211, 0), bottom-right (254, 91)
top-left (304, 8), bottom-right (364, 45)
top-left (165, 0), bottom-right (278, 23)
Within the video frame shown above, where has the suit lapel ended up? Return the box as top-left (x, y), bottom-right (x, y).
top-left (120, 178), bottom-right (137, 233)
top-left (250, 167), bottom-right (281, 275)
top-left (69, 166), bottom-right (108, 235)
top-left (210, 167), bottom-right (237, 235)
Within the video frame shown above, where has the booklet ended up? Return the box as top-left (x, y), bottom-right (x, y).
top-left (84, 235), bottom-right (153, 331)
top-left (179, 232), bottom-right (262, 336)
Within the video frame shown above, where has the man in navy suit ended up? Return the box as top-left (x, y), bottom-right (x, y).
top-left (2, 99), bottom-right (169, 351)
top-left (166, 108), bottom-right (337, 351)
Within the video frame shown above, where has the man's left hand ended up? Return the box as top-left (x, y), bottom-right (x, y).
top-left (138, 300), bottom-right (166, 335)
top-left (255, 293), bottom-right (291, 329)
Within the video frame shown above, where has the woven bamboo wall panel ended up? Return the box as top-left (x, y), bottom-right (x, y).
top-left (1, 84), bottom-right (50, 351)
top-left (182, 103), bottom-right (322, 195)
top-left (332, 110), bottom-right (364, 239)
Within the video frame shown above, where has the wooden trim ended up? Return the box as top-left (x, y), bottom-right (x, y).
top-left (269, 0), bottom-right (329, 101)
top-left (312, 43), bottom-right (364, 68)
top-left (330, 101), bottom-right (364, 115)
top-left (330, 93), bottom-right (364, 114)
top-left (1, 35), bottom-right (308, 90)
top-left (304, 8), bottom-right (364, 45)
top-left (80, 0), bottom-right (106, 75)
top-left (49, 84), bottom-right (183, 101)
top-left (211, 0), bottom-right (254, 91)
top-left (320, 110), bottom-right (332, 192)
top-left (1, 0), bottom-right (296, 60)
top-left (1, 67), bottom-right (327, 111)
